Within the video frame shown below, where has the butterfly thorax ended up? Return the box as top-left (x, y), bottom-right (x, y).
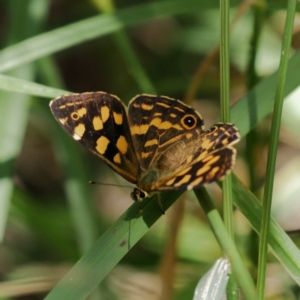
top-left (138, 170), bottom-right (160, 192)
top-left (131, 169), bottom-right (161, 202)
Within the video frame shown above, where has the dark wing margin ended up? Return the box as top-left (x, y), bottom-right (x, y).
top-left (49, 92), bottom-right (139, 184)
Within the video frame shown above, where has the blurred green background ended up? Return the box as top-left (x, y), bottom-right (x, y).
top-left (1, 0), bottom-right (300, 299)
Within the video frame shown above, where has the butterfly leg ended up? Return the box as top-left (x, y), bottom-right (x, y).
top-left (137, 196), bottom-right (164, 215)
top-left (130, 188), bottom-right (145, 213)
top-left (156, 194), bottom-right (165, 214)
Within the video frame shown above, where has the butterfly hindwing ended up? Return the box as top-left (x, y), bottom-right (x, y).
top-left (50, 92), bottom-right (139, 183)
top-left (156, 147), bottom-right (237, 191)
top-left (137, 122), bottom-right (240, 192)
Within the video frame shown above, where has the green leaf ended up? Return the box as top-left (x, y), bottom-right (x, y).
top-left (0, 0), bottom-right (238, 73)
top-left (45, 191), bottom-right (183, 300)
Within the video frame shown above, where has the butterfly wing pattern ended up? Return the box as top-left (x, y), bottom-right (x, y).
top-left (50, 92), bottom-right (139, 184)
top-left (50, 92), bottom-right (240, 201)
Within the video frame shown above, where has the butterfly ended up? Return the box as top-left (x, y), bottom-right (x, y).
top-left (50, 92), bottom-right (240, 203)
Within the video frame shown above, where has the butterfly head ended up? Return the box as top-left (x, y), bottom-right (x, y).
top-left (131, 188), bottom-right (148, 202)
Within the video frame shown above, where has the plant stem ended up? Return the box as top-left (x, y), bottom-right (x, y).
top-left (257, 1), bottom-right (297, 298)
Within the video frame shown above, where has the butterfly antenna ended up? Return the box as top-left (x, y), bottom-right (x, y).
top-left (88, 180), bottom-right (133, 189)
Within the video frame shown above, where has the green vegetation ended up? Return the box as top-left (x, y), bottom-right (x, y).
top-left (1, 0), bottom-right (300, 299)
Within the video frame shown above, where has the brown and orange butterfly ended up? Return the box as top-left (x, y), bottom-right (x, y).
top-left (50, 92), bottom-right (240, 202)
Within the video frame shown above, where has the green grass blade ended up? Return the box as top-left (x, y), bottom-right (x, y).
top-left (257, 1), bottom-right (297, 298)
top-left (245, 0), bottom-right (266, 193)
top-left (219, 0), bottom-right (231, 124)
top-left (2, 48), bottom-right (300, 117)
top-left (0, 0), bottom-right (238, 73)
top-left (91, 0), bottom-right (156, 94)
top-left (46, 173), bottom-right (300, 299)
top-left (219, 0), bottom-right (234, 241)
top-left (219, 0), bottom-right (238, 296)
top-left (0, 0), bottom-right (49, 242)
top-left (231, 174), bottom-right (300, 285)
top-left (111, 30), bottom-right (156, 94)
top-left (195, 189), bottom-right (257, 300)
top-left (44, 191), bottom-right (183, 300)
top-left (53, 129), bottom-right (99, 253)
top-left (0, 73), bottom-right (68, 98)
top-left (230, 50), bottom-right (300, 137)
top-left (0, 87), bottom-right (31, 242)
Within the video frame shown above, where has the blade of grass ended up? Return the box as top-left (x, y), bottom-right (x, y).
top-left (219, 0), bottom-right (234, 236)
top-left (1, 48), bottom-right (300, 121)
top-left (91, 0), bottom-right (156, 94)
top-left (50, 120), bottom-right (99, 254)
top-left (0, 86), bottom-right (31, 242)
top-left (0, 0), bottom-right (49, 242)
top-left (245, 0), bottom-right (266, 194)
top-left (111, 31), bottom-right (156, 94)
top-left (257, 1), bottom-right (297, 298)
top-left (45, 171), bottom-right (300, 299)
top-left (184, 0), bottom-right (254, 106)
top-left (219, 0), bottom-right (231, 124)
top-left (0, 0), bottom-right (240, 73)
top-left (11, 188), bottom-right (76, 261)
top-left (231, 174), bottom-right (300, 285)
top-left (44, 190), bottom-right (183, 300)
top-left (229, 50), bottom-right (300, 137)
top-left (195, 189), bottom-right (257, 300)
top-left (0, 73), bottom-right (69, 97)
top-left (219, 1), bottom-right (238, 297)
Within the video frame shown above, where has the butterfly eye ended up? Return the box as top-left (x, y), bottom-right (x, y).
top-left (71, 112), bottom-right (79, 120)
top-left (139, 190), bottom-right (146, 199)
top-left (181, 114), bottom-right (197, 129)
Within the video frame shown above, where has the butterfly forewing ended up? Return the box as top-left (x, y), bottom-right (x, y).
top-left (128, 95), bottom-right (205, 171)
top-left (50, 92), bottom-right (139, 184)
